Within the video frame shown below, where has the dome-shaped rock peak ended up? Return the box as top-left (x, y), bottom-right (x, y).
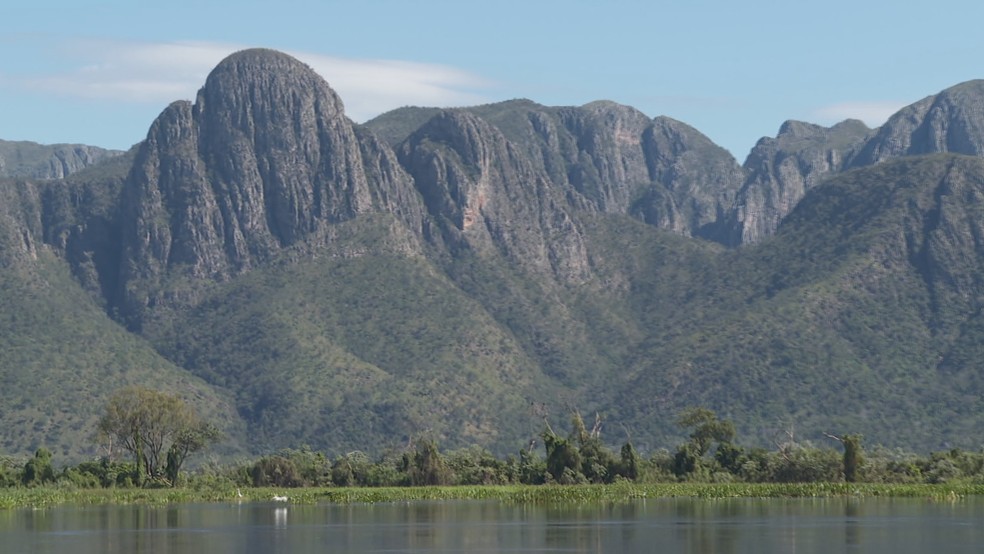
top-left (196, 48), bottom-right (346, 126)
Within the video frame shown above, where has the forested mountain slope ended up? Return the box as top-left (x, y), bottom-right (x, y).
top-left (2, 49), bottom-right (984, 459)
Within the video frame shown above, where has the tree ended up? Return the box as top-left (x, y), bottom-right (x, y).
top-left (408, 440), bottom-right (452, 486)
top-left (517, 448), bottom-right (547, 484)
top-left (0, 454), bottom-right (18, 487)
top-left (677, 407), bottom-right (736, 457)
top-left (542, 427), bottom-right (582, 483)
top-left (251, 455), bottom-right (302, 487)
top-left (673, 408), bottom-right (737, 478)
top-left (22, 448), bottom-right (55, 486)
top-left (97, 386), bottom-right (218, 486)
top-left (618, 442), bottom-right (641, 481)
top-left (824, 432), bottom-right (864, 482)
top-left (714, 441), bottom-right (744, 474)
top-left (164, 422), bottom-right (221, 486)
top-left (569, 412), bottom-right (615, 483)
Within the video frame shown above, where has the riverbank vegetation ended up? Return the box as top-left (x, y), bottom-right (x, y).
top-left (3, 422), bottom-right (984, 493)
top-left (3, 401), bottom-right (983, 509)
top-left (2, 482), bottom-right (983, 510)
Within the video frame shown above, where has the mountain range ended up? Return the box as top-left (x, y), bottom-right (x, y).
top-left (3, 48), bottom-right (984, 460)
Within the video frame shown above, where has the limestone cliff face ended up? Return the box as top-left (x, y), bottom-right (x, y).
top-left (118, 49), bottom-right (425, 326)
top-left (0, 140), bottom-right (123, 180)
top-left (393, 100), bottom-right (745, 282)
top-left (445, 99), bottom-right (654, 216)
top-left (724, 80), bottom-right (984, 245)
top-left (0, 179), bottom-right (42, 267)
top-left (90, 53), bottom-right (984, 330)
top-left (394, 100), bottom-right (744, 242)
top-left (552, 101), bottom-right (654, 213)
top-left (852, 80), bottom-right (984, 167)
top-left (399, 110), bottom-right (590, 283)
top-left (635, 116), bottom-right (745, 240)
top-left (727, 119), bottom-right (871, 245)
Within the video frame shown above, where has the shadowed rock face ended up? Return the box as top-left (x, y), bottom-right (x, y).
top-left (0, 179), bottom-right (42, 267)
top-left (117, 49), bottom-right (424, 327)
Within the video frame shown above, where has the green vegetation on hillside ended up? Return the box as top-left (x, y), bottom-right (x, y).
top-left (0, 251), bottom-right (243, 459)
top-left (148, 248), bottom-right (557, 455)
top-left (6, 101), bottom-right (984, 462)
top-left (602, 155), bottom-right (984, 450)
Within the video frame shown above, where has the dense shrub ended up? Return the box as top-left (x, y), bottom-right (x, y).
top-left (769, 445), bottom-right (842, 483)
top-left (0, 455), bottom-right (20, 487)
top-left (22, 448), bottom-right (55, 486)
top-left (251, 456), bottom-right (301, 487)
top-left (67, 459), bottom-right (136, 488)
top-left (445, 446), bottom-right (514, 485)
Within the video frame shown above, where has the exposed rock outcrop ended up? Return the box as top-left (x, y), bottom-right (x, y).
top-left (719, 80), bottom-right (984, 246)
top-left (117, 49), bottom-right (425, 327)
top-left (399, 110), bottom-right (590, 283)
top-left (726, 119), bottom-right (871, 244)
top-left (851, 80), bottom-right (984, 166)
top-left (0, 140), bottom-right (123, 180)
top-left (635, 116), bottom-right (745, 240)
top-left (0, 179), bottom-right (42, 266)
top-left (381, 99), bottom-right (744, 243)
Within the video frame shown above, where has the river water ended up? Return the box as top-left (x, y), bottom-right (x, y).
top-left (3, 496), bottom-right (982, 553)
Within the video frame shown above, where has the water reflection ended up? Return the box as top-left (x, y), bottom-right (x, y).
top-left (2, 496), bottom-right (983, 553)
top-left (845, 499), bottom-right (861, 548)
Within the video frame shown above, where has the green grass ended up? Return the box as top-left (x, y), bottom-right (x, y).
top-left (4, 482), bottom-right (983, 510)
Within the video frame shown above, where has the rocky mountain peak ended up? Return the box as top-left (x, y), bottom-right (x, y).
top-left (776, 119), bottom-right (822, 138)
top-left (197, 48), bottom-right (346, 125)
top-left (116, 49), bottom-right (421, 329)
top-left (398, 108), bottom-right (591, 282)
top-left (851, 79), bottom-right (984, 167)
top-left (724, 118), bottom-right (871, 245)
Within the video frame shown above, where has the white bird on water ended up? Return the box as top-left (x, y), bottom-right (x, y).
top-left (272, 495), bottom-right (289, 502)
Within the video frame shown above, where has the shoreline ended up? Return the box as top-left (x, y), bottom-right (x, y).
top-left (3, 482), bottom-right (982, 510)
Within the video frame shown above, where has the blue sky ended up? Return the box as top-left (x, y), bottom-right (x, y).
top-left (2, 0), bottom-right (983, 160)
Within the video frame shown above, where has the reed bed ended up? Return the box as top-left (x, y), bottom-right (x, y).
top-left (3, 482), bottom-right (982, 510)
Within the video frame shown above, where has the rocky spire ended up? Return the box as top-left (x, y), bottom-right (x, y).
top-left (117, 49), bottom-right (423, 327)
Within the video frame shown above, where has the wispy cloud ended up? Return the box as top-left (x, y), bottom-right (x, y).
top-left (6, 39), bottom-right (494, 122)
top-left (812, 101), bottom-right (908, 128)
top-left (301, 55), bottom-right (493, 121)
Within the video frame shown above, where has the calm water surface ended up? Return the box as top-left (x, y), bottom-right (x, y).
top-left (3, 497), bottom-right (983, 553)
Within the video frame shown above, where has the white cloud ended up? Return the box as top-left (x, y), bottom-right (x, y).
top-left (812, 101), bottom-right (908, 128)
top-left (10, 39), bottom-right (494, 122)
top-left (300, 54), bottom-right (493, 121)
